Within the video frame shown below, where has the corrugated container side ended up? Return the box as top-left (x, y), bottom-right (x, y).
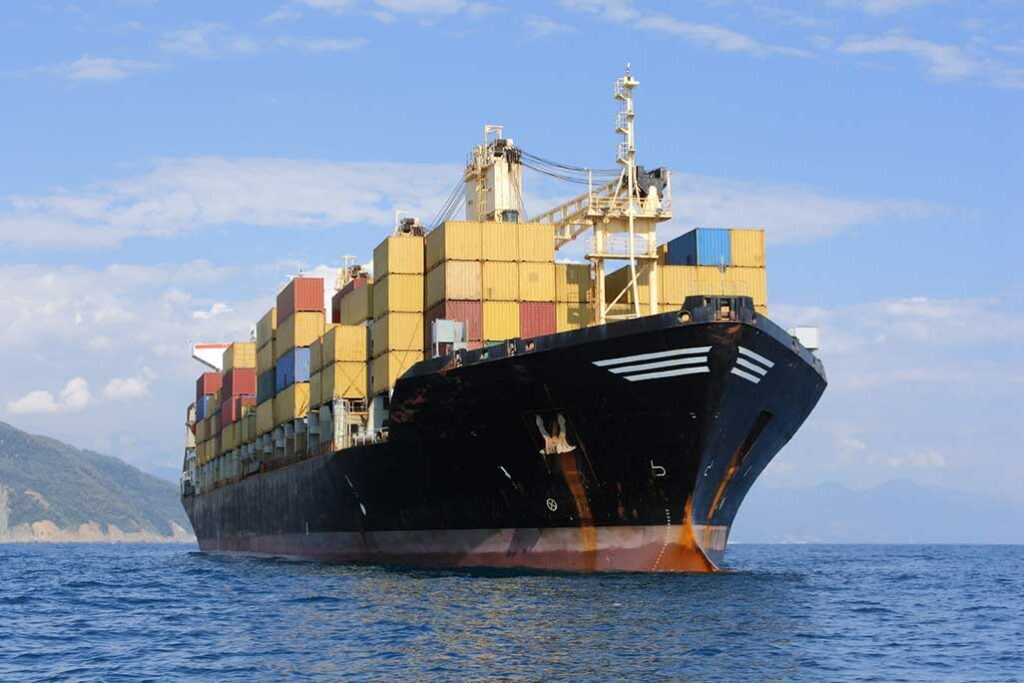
top-left (373, 235), bottom-right (425, 278)
top-left (424, 300), bottom-right (483, 346)
top-left (196, 395), bottom-right (211, 421)
top-left (659, 265), bottom-right (699, 305)
top-left (256, 400), bottom-right (274, 435)
top-left (555, 263), bottom-right (591, 302)
top-left (482, 223), bottom-right (518, 261)
top-left (607, 302), bottom-right (652, 318)
top-left (517, 223), bottom-right (555, 262)
top-left (695, 266), bottom-right (767, 308)
top-left (209, 390), bottom-right (221, 416)
top-left (195, 416), bottom-right (206, 442)
top-left (274, 382), bottom-right (310, 425)
top-left (324, 324), bottom-right (369, 363)
top-left (372, 312), bottom-right (424, 357)
top-left (256, 342), bottom-right (274, 375)
top-left (697, 228), bottom-right (731, 267)
top-left (196, 372), bottom-right (222, 402)
top-left (555, 303), bottom-right (593, 332)
top-left (426, 261), bottom-right (482, 308)
top-left (274, 311), bottom-right (325, 360)
top-left (482, 261), bottom-right (519, 301)
top-left (322, 361), bottom-right (368, 401)
top-left (519, 302), bottom-right (556, 338)
top-left (729, 228), bottom-right (765, 268)
top-left (240, 415), bottom-right (251, 445)
top-left (483, 301), bottom-right (520, 341)
top-left (372, 274), bottom-right (424, 320)
top-left (338, 282), bottom-right (373, 324)
top-left (223, 342), bottom-right (256, 371)
top-left (371, 350), bottom-right (424, 395)
top-left (222, 423), bottom-right (236, 453)
top-left (256, 308), bottom-right (277, 349)
top-left (275, 347), bottom-right (312, 392)
top-left (222, 368), bottom-right (256, 397)
top-left (604, 265), bottom-right (651, 306)
top-left (257, 369), bottom-right (276, 404)
top-left (426, 221), bottom-right (482, 269)
top-left (340, 274), bottom-right (370, 298)
top-left (276, 277), bottom-right (324, 323)
top-left (310, 371), bottom-right (322, 409)
top-left (310, 334), bottom-right (325, 374)
top-left (519, 262), bottom-right (556, 302)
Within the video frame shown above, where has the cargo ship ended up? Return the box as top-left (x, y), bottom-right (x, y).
top-left (181, 69), bottom-right (827, 572)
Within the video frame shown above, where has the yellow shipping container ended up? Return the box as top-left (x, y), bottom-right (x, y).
top-left (214, 437), bottom-right (222, 458)
top-left (519, 262), bottom-right (556, 302)
top-left (482, 261), bottom-right (518, 301)
top-left (274, 382), bottom-right (310, 426)
top-left (556, 263), bottom-right (591, 303)
top-left (426, 221), bottom-right (482, 269)
top-left (604, 265), bottom-right (652, 307)
top-left (323, 324), bottom-right (369, 363)
top-left (256, 308), bottom-right (277, 350)
top-left (606, 302), bottom-right (652, 318)
top-left (256, 399), bottom-right (274, 435)
top-left (310, 371), bottom-right (322, 409)
top-left (275, 311), bottom-right (325, 360)
top-left (310, 333), bottom-right (326, 374)
top-left (256, 341), bottom-right (275, 375)
top-left (195, 418), bottom-right (206, 442)
top-left (729, 228), bottom-right (766, 268)
top-left (696, 266), bottom-right (767, 309)
top-left (556, 303), bottom-right (594, 332)
top-left (372, 274), bottom-right (424, 320)
top-left (373, 312), bottom-right (424, 356)
top-left (222, 423), bottom-right (236, 453)
top-left (483, 301), bottom-right (519, 341)
top-left (322, 361), bottom-right (368, 401)
top-left (517, 222), bottom-right (555, 262)
top-left (210, 414), bottom-right (220, 437)
top-left (208, 390), bottom-right (221, 417)
top-left (425, 261), bottom-right (482, 308)
top-left (338, 282), bottom-right (373, 324)
top-left (373, 234), bottom-right (425, 278)
top-left (481, 222), bottom-right (518, 261)
top-left (223, 342), bottom-right (256, 371)
top-left (659, 265), bottom-right (699, 305)
top-left (372, 350), bottom-right (424, 395)
top-left (240, 413), bottom-right (251, 445)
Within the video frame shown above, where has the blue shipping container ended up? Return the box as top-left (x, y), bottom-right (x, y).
top-left (275, 347), bottom-right (311, 393)
top-left (195, 395), bottom-right (210, 421)
top-left (257, 370), bottom-right (276, 404)
top-left (665, 228), bottom-right (731, 266)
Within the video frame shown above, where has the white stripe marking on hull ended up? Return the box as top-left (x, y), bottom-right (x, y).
top-left (593, 346), bottom-right (712, 367)
top-left (736, 357), bottom-right (768, 376)
top-left (731, 367), bottom-right (761, 384)
top-left (738, 346), bottom-right (774, 368)
top-left (608, 356), bottom-right (707, 374)
top-left (624, 366), bottom-right (711, 382)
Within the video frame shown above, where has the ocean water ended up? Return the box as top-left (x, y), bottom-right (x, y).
top-left (0, 544), bottom-right (1020, 682)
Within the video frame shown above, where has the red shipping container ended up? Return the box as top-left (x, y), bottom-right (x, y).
top-left (196, 372), bottom-right (222, 402)
top-left (519, 302), bottom-right (556, 339)
top-left (220, 395), bottom-right (256, 427)
top-left (222, 368), bottom-right (256, 398)
top-left (277, 276), bottom-right (324, 323)
top-left (424, 300), bottom-right (483, 348)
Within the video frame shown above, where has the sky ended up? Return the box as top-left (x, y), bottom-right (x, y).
top-left (0, 1), bottom-right (1021, 505)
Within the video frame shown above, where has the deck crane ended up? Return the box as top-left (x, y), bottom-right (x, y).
top-left (461, 66), bottom-right (673, 325)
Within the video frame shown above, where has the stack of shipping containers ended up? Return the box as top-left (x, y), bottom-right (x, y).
top-left (310, 324), bottom-right (369, 410)
top-left (273, 277), bottom-right (324, 429)
top-left (219, 342), bottom-right (256, 471)
top-left (555, 263), bottom-right (593, 331)
top-left (255, 308), bottom-right (277, 439)
top-left (372, 234), bottom-right (425, 396)
top-left (425, 221), bottom-right (484, 350)
top-left (195, 371), bottom-right (221, 472)
top-left (514, 222), bottom-right (557, 339)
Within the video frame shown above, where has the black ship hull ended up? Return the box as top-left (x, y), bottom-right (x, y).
top-left (184, 298), bottom-right (826, 572)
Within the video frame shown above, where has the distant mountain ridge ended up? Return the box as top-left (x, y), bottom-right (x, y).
top-left (0, 421), bottom-right (193, 542)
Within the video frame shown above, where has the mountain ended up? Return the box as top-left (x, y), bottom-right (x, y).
top-left (731, 479), bottom-right (1024, 544)
top-left (0, 421), bottom-right (193, 542)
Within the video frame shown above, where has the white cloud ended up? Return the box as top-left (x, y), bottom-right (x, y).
top-left (7, 378), bottom-right (92, 415)
top-left (263, 5), bottom-right (303, 22)
top-left (828, 0), bottom-right (937, 16)
top-left (523, 15), bottom-right (576, 38)
top-left (296, 0), bottom-right (356, 11)
top-left (192, 302), bottom-right (232, 320)
top-left (560, 0), bottom-right (808, 58)
top-left (838, 34), bottom-right (976, 80)
top-left (374, 0), bottom-right (465, 14)
top-left (0, 157), bottom-right (458, 248)
top-left (886, 450), bottom-right (946, 469)
top-left (47, 55), bottom-right (158, 81)
top-left (102, 376), bottom-right (149, 400)
top-left (666, 172), bottom-right (935, 244)
top-left (159, 23), bottom-right (259, 57)
top-left (276, 36), bottom-right (367, 52)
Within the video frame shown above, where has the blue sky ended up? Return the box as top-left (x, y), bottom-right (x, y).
top-left (1, 0), bottom-right (1022, 507)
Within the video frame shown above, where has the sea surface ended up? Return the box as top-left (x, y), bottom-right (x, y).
top-left (0, 544), bottom-right (1020, 682)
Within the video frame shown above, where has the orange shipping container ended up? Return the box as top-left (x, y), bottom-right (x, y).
top-left (277, 277), bottom-right (324, 323)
